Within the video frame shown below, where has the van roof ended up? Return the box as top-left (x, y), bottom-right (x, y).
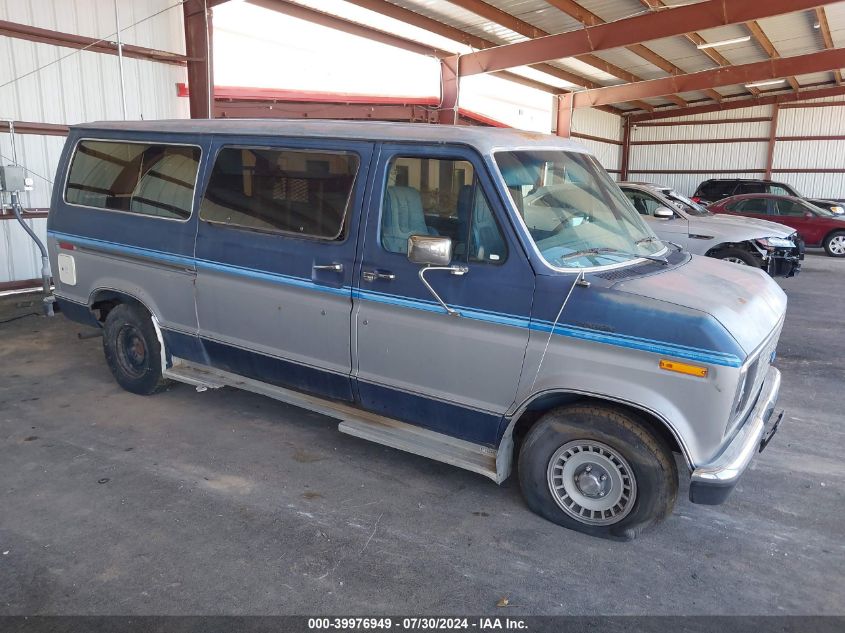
top-left (73, 118), bottom-right (591, 155)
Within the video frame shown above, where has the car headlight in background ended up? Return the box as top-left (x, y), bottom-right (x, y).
top-left (755, 236), bottom-right (795, 250)
top-left (830, 205), bottom-right (844, 215)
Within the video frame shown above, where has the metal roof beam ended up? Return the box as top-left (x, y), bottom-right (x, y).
top-left (745, 21), bottom-right (801, 92)
top-left (815, 7), bottom-right (844, 85)
top-left (446, 0), bottom-right (686, 107)
top-left (636, 0), bottom-right (749, 99)
top-left (543, 0), bottom-right (689, 105)
top-left (457, 0), bottom-right (841, 76)
top-left (628, 84), bottom-right (845, 122)
top-left (338, 0), bottom-right (609, 91)
top-left (563, 48), bottom-right (845, 108)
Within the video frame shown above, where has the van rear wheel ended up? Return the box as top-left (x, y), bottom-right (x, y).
top-left (103, 303), bottom-right (168, 395)
top-left (518, 405), bottom-right (678, 540)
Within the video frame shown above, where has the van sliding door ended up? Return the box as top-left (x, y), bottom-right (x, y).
top-left (193, 138), bottom-right (374, 402)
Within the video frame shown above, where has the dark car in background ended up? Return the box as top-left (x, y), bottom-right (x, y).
top-left (693, 179), bottom-right (843, 214)
top-left (808, 198), bottom-right (845, 215)
top-left (692, 179), bottom-right (799, 205)
top-left (709, 193), bottom-right (845, 257)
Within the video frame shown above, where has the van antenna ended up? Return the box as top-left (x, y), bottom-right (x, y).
top-left (529, 268), bottom-right (588, 394)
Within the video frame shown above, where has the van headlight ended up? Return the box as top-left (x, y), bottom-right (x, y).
top-left (727, 363), bottom-right (751, 436)
top-left (755, 236), bottom-right (794, 250)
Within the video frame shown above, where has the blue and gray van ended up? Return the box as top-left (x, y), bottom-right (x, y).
top-left (47, 120), bottom-right (786, 539)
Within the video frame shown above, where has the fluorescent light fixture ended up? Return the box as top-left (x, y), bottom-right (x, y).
top-left (696, 35), bottom-right (751, 49)
top-left (746, 78), bottom-right (787, 88)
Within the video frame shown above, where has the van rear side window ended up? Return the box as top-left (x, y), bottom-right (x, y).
top-left (199, 147), bottom-right (359, 240)
top-left (65, 140), bottom-right (200, 220)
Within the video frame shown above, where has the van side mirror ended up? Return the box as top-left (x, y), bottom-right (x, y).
top-left (654, 206), bottom-right (675, 219)
top-left (407, 235), bottom-right (468, 318)
top-left (407, 235), bottom-right (453, 266)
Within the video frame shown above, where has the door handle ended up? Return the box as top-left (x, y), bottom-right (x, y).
top-left (362, 269), bottom-right (396, 282)
top-left (313, 262), bottom-right (343, 273)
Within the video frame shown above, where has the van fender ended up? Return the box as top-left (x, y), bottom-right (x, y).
top-left (496, 387), bottom-right (693, 483)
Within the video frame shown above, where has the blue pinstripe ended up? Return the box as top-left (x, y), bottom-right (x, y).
top-left (49, 230), bottom-right (743, 367)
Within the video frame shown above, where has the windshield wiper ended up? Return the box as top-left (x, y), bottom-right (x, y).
top-left (637, 235), bottom-right (683, 253)
top-left (635, 236), bottom-right (660, 246)
top-left (561, 247), bottom-right (668, 265)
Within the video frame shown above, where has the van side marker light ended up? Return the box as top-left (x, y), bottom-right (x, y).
top-left (659, 359), bottom-right (708, 378)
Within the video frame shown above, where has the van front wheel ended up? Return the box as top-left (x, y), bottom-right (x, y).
top-left (103, 303), bottom-right (168, 395)
top-left (518, 405), bottom-right (678, 540)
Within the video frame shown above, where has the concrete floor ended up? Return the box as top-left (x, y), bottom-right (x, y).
top-left (1, 252), bottom-right (843, 615)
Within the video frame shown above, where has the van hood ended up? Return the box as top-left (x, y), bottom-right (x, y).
top-left (690, 213), bottom-right (795, 239)
top-left (616, 255), bottom-right (786, 355)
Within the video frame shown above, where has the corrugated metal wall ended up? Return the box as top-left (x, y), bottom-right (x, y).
top-left (0, 0), bottom-right (188, 285)
top-left (774, 99), bottom-right (845, 196)
top-left (1, 217), bottom-right (47, 284)
top-left (570, 107), bottom-right (623, 175)
top-left (627, 97), bottom-right (845, 197)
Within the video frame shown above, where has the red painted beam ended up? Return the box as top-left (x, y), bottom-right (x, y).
top-left (620, 117), bottom-right (631, 181)
top-left (570, 132), bottom-right (622, 146)
top-left (458, 0), bottom-right (840, 76)
top-left (765, 105), bottom-right (780, 179)
top-left (635, 117), bottom-right (772, 127)
top-left (183, 0), bottom-right (214, 119)
top-left (566, 48), bottom-right (845, 108)
top-left (438, 56), bottom-right (460, 124)
top-left (629, 85), bottom-right (845, 122)
top-left (214, 101), bottom-right (435, 122)
top-left (0, 19), bottom-right (188, 66)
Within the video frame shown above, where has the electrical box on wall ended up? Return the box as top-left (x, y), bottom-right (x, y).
top-left (0, 165), bottom-right (27, 192)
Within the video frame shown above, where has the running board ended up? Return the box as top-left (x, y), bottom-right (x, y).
top-left (164, 359), bottom-right (500, 482)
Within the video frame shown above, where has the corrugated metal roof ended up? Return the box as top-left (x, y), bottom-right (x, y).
top-left (578, 0), bottom-right (647, 23)
top-left (376, 0), bottom-right (844, 109)
top-left (483, 0), bottom-right (583, 34)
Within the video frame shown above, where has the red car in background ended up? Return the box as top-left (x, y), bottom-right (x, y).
top-left (709, 194), bottom-right (845, 257)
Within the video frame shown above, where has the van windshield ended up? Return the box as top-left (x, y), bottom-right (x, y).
top-left (495, 150), bottom-right (667, 268)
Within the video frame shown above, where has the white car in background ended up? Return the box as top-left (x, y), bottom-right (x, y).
top-left (617, 182), bottom-right (803, 277)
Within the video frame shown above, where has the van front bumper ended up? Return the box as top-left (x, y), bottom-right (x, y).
top-left (689, 367), bottom-right (782, 505)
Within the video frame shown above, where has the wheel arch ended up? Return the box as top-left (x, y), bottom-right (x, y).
top-left (88, 287), bottom-right (154, 323)
top-left (822, 227), bottom-right (845, 249)
top-left (704, 240), bottom-right (760, 258)
top-left (91, 287), bottom-right (170, 371)
top-left (496, 389), bottom-right (689, 483)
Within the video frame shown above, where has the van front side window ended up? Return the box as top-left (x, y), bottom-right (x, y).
top-left (381, 157), bottom-right (506, 264)
top-left (199, 147), bottom-right (359, 240)
top-left (65, 140), bottom-right (200, 220)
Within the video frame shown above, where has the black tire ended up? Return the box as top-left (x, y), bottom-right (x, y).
top-left (823, 230), bottom-right (845, 257)
top-left (518, 405), bottom-right (678, 541)
top-left (712, 247), bottom-right (759, 267)
top-left (102, 303), bottom-right (168, 395)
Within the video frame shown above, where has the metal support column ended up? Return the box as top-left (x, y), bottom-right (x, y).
top-left (555, 93), bottom-right (573, 138)
top-left (620, 116), bottom-right (632, 180)
top-left (437, 55), bottom-right (459, 124)
top-left (765, 104), bottom-right (780, 179)
top-left (183, 0), bottom-right (214, 119)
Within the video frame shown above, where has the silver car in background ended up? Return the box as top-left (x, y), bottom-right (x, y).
top-left (618, 182), bottom-right (802, 277)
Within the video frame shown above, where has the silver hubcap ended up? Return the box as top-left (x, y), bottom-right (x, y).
top-left (547, 440), bottom-right (637, 526)
top-left (722, 256), bottom-right (747, 265)
top-left (829, 235), bottom-right (845, 255)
